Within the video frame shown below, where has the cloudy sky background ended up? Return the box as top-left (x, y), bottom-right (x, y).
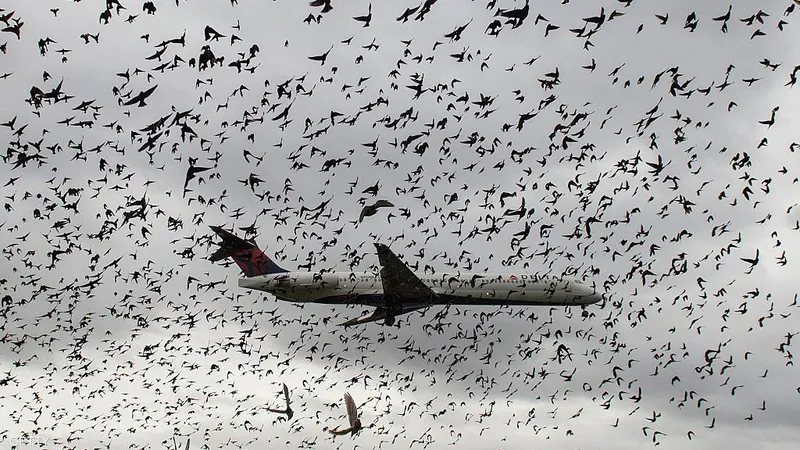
top-left (1, 0), bottom-right (800, 448)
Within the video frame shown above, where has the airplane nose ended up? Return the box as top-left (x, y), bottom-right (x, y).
top-left (582, 292), bottom-right (602, 305)
top-left (573, 281), bottom-right (602, 304)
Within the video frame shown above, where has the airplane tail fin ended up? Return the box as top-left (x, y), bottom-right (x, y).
top-left (209, 226), bottom-right (288, 277)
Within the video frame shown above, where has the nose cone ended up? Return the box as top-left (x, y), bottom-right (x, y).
top-left (573, 281), bottom-right (602, 305)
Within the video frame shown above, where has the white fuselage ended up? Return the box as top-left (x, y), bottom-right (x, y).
top-left (238, 271), bottom-right (601, 307)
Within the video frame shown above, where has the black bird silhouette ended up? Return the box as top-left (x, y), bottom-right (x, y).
top-left (758, 106), bottom-right (779, 128)
top-left (359, 200), bottom-right (394, 222)
top-left (0, 115), bottom-right (16, 129)
top-left (183, 163), bottom-right (212, 197)
top-left (353, 3), bottom-right (372, 27)
top-left (308, 45), bottom-right (333, 65)
top-left (740, 249), bottom-right (759, 274)
top-left (712, 5), bottom-right (732, 32)
top-left (2, 20), bottom-right (22, 39)
top-left (444, 19), bottom-right (472, 42)
top-left (496, 0), bottom-right (529, 28)
top-left (397, 6), bottom-right (419, 22)
top-left (266, 383), bottom-right (293, 420)
top-left (361, 181), bottom-right (380, 196)
top-left (123, 85), bottom-right (158, 107)
top-left (204, 25), bottom-right (225, 41)
top-left (309, 0), bottom-right (333, 13)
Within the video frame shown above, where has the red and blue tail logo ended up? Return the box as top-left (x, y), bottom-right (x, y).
top-left (209, 226), bottom-right (288, 277)
top-left (231, 247), bottom-right (287, 277)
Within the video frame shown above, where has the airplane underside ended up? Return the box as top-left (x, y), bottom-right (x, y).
top-left (268, 292), bottom-right (424, 326)
top-left (306, 293), bottom-right (591, 308)
top-left (280, 293), bottom-right (591, 326)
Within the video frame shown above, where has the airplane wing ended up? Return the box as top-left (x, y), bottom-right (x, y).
top-left (339, 244), bottom-right (436, 327)
top-left (339, 307), bottom-right (388, 327)
top-left (338, 305), bottom-right (428, 327)
top-left (374, 243), bottom-right (437, 300)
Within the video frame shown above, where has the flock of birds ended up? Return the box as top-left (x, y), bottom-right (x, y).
top-left (1, 0), bottom-right (800, 448)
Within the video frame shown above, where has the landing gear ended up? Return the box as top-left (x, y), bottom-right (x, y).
top-left (581, 307), bottom-right (589, 318)
top-left (384, 314), bottom-right (395, 326)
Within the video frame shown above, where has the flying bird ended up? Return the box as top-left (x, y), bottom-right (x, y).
top-left (183, 163), bottom-right (212, 197)
top-left (308, 46), bottom-right (333, 65)
top-left (266, 383), bottom-right (293, 420)
top-left (359, 200), bottom-right (394, 222)
top-left (309, 0), bottom-right (333, 13)
top-left (328, 392), bottom-right (362, 436)
top-left (353, 3), bottom-right (372, 27)
top-left (123, 85), bottom-right (158, 107)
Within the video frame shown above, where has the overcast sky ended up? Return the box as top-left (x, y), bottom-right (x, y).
top-left (1, 0), bottom-right (800, 449)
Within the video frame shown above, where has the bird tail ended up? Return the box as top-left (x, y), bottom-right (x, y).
top-left (209, 226), bottom-right (288, 277)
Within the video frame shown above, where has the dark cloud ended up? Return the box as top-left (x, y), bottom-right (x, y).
top-left (1, 1), bottom-right (799, 449)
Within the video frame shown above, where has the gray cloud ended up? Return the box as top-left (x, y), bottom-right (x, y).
top-left (1, 1), bottom-right (799, 449)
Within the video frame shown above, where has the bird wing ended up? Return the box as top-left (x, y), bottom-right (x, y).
top-left (374, 243), bottom-right (437, 300)
top-left (283, 383), bottom-right (290, 406)
top-left (122, 94), bottom-right (139, 106)
top-left (125, 85), bottom-right (158, 105)
top-left (373, 200), bottom-right (394, 208)
top-left (344, 392), bottom-right (358, 427)
top-left (358, 206), bottom-right (371, 223)
top-left (141, 84), bottom-right (158, 99)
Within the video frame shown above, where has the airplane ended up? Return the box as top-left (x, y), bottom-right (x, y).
top-left (209, 226), bottom-right (602, 326)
